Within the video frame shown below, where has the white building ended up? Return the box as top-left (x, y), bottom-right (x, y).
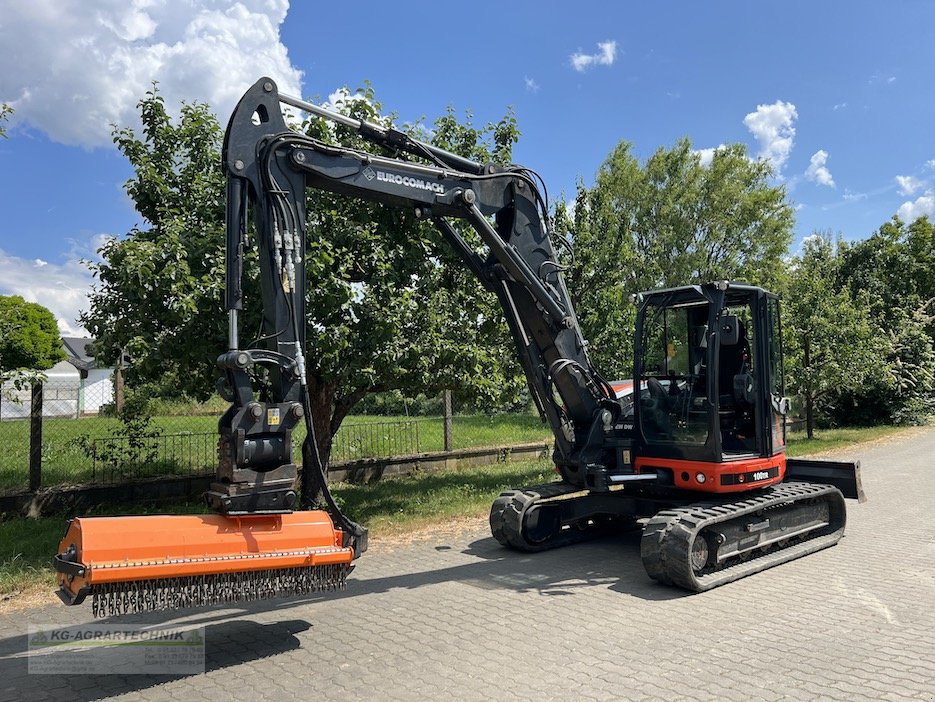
top-left (0, 337), bottom-right (115, 419)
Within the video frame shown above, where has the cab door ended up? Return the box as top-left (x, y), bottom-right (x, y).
top-left (761, 294), bottom-right (787, 456)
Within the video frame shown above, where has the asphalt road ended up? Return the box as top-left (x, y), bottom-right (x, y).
top-left (1, 427), bottom-right (933, 701)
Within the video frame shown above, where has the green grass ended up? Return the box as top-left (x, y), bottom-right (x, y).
top-left (333, 458), bottom-right (555, 535)
top-left (0, 458), bottom-right (555, 600)
top-left (0, 412), bottom-right (552, 492)
top-left (0, 422), bottom-right (921, 602)
top-left (784, 425), bottom-right (907, 456)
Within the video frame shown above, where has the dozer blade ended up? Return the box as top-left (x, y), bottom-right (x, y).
top-left (54, 511), bottom-right (354, 618)
top-left (640, 481), bottom-right (847, 592)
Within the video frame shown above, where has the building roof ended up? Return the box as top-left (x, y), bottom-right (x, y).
top-left (61, 337), bottom-right (99, 372)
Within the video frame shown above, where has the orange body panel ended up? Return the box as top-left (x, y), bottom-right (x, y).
top-left (634, 454), bottom-right (786, 493)
top-left (56, 511), bottom-right (353, 596)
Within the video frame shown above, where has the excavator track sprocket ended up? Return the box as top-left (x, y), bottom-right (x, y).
top-left (640, 481), bottom-right (847, 592)
top-left (490, 482), bottom-right (637, 552)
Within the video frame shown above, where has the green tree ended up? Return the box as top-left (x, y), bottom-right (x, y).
top-left (832, 216), bottom-right (935, 424)
top-left (783, 234), bottom-right (888, 438)
top-left (0, 103), bottom-right (11, 138)
top-left (82, 85), bottom-right (524, 465)
top-left (0, 295), bottom-right (66, 386)
top-left (839, 216), bottom-right (935, 319)
top-left (555, 138), bottom-right (794, 377)
top-left (82, 86), bottom-right (227, 399)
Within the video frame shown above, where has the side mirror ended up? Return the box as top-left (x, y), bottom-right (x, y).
top-left (771, 395), bottom-right (791, 416)
top-left (719, 315), bottom-right (740, 346)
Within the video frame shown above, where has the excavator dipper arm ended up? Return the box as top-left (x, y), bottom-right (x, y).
top-left (220, 77), bottom-right (622, 495)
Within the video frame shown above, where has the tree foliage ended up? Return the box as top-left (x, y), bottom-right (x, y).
top-left (81, 83), bottom-right (933, 463)
top-left (82, 86), bottom-right (227, 398)
top-left (0, 295), bottom-right (66, 385)
top-left (555, 138), bottom-right (794, 377)
top-left (828, 216), bottom-right (935, 424)
top-left (82, 85), bottom-right (524, 465)
top-left (783, 234), bottom-right (889, 437)
top-left (295, 87), bottom-right (524, 455)
top-left (0, 103), bottom-right (11, 138)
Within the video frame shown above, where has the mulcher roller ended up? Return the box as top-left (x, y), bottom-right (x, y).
top-left (54, 512), bottom-right (355, 617)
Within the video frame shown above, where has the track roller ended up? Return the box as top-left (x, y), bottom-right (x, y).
top-left (490, 482), bottom-right (638, 552)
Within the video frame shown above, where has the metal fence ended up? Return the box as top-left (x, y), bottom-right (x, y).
top-left (0, 379), bottom-right (436, 493)
top-left (330, 420), bottom-right (422, 463)
top-left (76, 432), bottom-right (218, 485)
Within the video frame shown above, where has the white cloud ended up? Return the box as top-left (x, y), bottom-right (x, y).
top-left (325, 87), bottom-right (375, 112)
top-left (524, 76), bottom-right (540, 93)
top-left (833, 102), bottom-right (848, 111)
top-left (895, 175), bottom-right (926, 196)
top-left (843, 189), bottom-right (867, 202)
top-left (0, 248), bottom-right (96, 336)
top-left (926, 159), bottom-right (935, 171)
top-left (0, 1), bottom-right (303, 148)
top-left (695, 144), bottom-right (726, 168)
top-left (570, 41), bottom-right (617, 72)
top-left (869, 71), bottom-right (897, 86)
top-left (897, 191), bottom-right (935, 223)
top-left (743, 100), bottom-right (798, 172)
top-left (805, 150), bottom-right (835, 187)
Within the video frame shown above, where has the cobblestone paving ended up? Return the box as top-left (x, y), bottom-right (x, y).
top-left (1, 428), bottom-right (933, 701)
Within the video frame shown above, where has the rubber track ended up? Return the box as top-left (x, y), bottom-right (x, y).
top-left (490, 482), bottom-right (629, 552)
top-left (640, 481), bottom-right (847, 592)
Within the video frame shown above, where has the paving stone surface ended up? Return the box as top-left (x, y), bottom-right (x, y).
top-left (1, 428), bottom-right (933, 701)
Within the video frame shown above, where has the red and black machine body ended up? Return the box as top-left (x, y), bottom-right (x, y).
top-left (55, 77), bottom-right (865, 613)
top-left (631, 282), bottom-right (790, 493)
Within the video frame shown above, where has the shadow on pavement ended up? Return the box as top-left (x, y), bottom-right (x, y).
top-left (0, 529), bottom-right (685, 700)
top-left (0, 618), bottom-right (309, 702)
top-left (253, 529), bottom-right (686, 610)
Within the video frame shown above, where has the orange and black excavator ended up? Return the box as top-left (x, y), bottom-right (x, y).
top-left (54, 78), bottom-right (864, 616)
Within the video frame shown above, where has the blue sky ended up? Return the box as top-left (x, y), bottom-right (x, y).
top-left (1, 1), bottom-right (933, 335)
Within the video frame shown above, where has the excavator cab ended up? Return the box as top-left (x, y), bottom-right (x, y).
top-left (632, 282), bottom-right (789, 493)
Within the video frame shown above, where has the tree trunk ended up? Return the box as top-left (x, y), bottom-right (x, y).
top-left (805, 393), bottom-right (814, 440)
top-left (306, 377), bottom-right (337, 468)
top-left (301, 377), bottom-right (370, 509)
top-left (803, 338), bottom-right (814, 439)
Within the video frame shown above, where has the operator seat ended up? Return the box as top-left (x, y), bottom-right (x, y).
top-left (718, 320), bottom-right (755, 451)
top-left (718, 319), bottom-right (749, 398)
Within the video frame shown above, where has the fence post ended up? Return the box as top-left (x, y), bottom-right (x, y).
top-left (114, 352), bottom-right (125, 412)
top-left (29, 382), bottom-right (43, 492)
top-left (444, 389), bottom-right (453, 453)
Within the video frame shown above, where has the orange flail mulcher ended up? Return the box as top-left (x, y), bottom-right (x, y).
top-left (55, 512), bottom-right (356, 617)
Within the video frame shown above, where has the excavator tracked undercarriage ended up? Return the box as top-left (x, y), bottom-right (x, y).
top-left (491, 479), bottom-right (851, 592)
top-left (55, 77), bottom-right (864, 614)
